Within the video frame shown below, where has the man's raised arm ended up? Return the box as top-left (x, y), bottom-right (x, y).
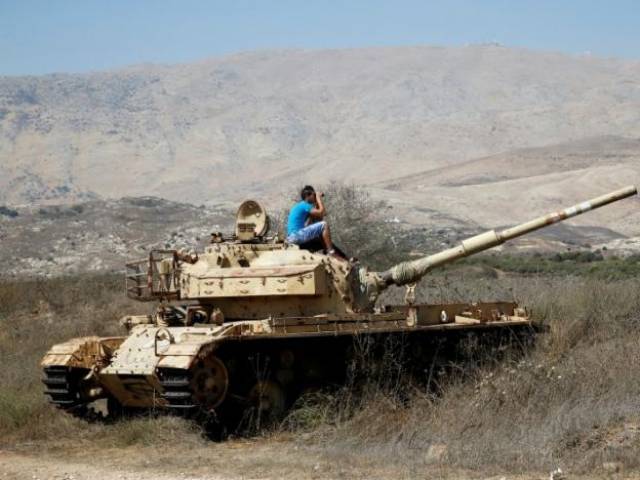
top-left (310, 191), bottom-right (326, 218)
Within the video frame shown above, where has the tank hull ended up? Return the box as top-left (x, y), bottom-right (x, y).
top-left (42, 301), bottom-right (534, 423)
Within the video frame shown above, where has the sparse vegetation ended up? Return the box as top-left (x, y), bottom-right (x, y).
top-left (0, 206), bottom-right (19, 218)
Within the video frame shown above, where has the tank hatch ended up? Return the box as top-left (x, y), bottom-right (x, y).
top-left (235, 200), bottom-right (269, 242)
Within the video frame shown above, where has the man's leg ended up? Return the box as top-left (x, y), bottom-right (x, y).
top-left (321, 222), bottom-right (334, 252)
top-left (288, 222), bottom-right (346, 259)
top-left (287, 221), bottom-right (326, 246)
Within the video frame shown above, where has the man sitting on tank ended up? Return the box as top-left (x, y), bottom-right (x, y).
top-left (286, 185), bottom-right (339, 256)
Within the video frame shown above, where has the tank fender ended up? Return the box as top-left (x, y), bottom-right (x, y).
top-left (155, 324), bottom-right (242, 370)
top-left (41, 336), bottom-right (125, 369)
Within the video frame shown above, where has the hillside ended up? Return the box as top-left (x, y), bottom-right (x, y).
top-left (1, 45), bottom-right (639, 237)
top-left (374, 135), bottom-right (640, 237)
top-left (0, 198), bottom-right (232, 277)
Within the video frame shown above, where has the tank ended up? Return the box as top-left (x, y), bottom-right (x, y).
top-left (41, 186), bottom-right (637, 428)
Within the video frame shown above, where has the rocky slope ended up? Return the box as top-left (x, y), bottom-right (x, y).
top-left (0, 197), bottom-right (232, 277)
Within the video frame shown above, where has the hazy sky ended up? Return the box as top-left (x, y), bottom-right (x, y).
top-left (1, 0), bottom-right (639, 76)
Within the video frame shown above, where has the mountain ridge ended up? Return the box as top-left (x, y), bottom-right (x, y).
top-left (1, 45), bottom-right (639, 235)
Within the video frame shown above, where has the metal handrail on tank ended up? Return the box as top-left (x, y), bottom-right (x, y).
top-left (374, 185), bottom-right (637, 289)
top-left (125, 249), bottom-right (181, 300)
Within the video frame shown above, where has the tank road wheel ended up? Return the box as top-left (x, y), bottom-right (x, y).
top-left (191, 356), bottom-right (229, 410)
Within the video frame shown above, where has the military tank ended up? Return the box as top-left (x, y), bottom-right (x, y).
top-left (42, 185), bottom-right (637, 429)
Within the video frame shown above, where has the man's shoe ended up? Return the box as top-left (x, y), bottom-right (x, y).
top-left (327, 249), bottom-right (347, 261)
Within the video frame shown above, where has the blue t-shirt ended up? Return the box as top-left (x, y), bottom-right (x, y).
top-left (287, 201), bottom-right (313, 235)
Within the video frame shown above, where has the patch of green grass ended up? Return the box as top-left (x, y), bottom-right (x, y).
top-left (463, 251), bottom-right (640, 279)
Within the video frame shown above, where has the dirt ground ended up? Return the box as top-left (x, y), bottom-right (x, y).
top-left (1, 440), bottom-right (423, 480)
top-left (0, 449), bottom-right (527, 480)
top-left (0, 442), bottom-right (637, 480)
top-left (0, 443), bottom-right (424, 480)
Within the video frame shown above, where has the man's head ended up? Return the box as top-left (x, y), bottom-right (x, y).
top-left (301, 185), bottom-right (316, 203)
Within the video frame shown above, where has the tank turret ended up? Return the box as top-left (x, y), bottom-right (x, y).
top-left (126, 186), bottom-right (637, 319)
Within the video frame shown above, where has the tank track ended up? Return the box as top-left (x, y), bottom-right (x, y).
top-left (157, 365), bottom-right (250, 439)
top-left (42, 366), bottom-right (105, 421)
top-left (157, 368), bottom-right (197, 411)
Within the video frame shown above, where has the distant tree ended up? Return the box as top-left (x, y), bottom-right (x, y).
top-left (0, 206), bottom-right (19, 218)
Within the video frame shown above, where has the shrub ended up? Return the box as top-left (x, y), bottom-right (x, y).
top-left (0, 206), bottom-right (18, 218)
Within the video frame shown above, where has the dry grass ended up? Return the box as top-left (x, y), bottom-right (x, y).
top-left (299, 275), bottom-right (640, 474)
top-left (2, 271), bottom-right (640, 476)
top-left (0, 274), bottom-right (206, 449)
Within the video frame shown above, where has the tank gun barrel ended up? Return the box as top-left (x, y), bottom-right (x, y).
top-left (379, 185), bottom-right (637, 287)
